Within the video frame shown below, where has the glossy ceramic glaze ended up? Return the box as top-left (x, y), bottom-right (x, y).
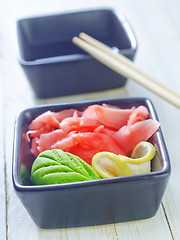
top-left (12, 98), bottom-right (170, 229)
top-left (16, 9), bottom-right (137, 98)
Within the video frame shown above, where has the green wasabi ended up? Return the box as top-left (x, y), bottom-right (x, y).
top-left (31, 149), bottom-right (101, 185)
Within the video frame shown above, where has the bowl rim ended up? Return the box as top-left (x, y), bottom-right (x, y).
top-left (12, 97), bottom-right (171, 192)
top-left (15, 8), bottom-right (138, 66)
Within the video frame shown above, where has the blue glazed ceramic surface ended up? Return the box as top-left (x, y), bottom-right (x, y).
top-left (16, 9), bottom-right (137, 98)
top-left (12, 98), bottom-right (170, 229)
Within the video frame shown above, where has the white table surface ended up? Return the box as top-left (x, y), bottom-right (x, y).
top-left (0, 0), bottom-right (180, 239)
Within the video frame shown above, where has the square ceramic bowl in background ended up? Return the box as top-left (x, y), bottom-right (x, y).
top-left (16, 9), bottom-right (137, 98)
top-left (12, 98), bottom-right (170, 229)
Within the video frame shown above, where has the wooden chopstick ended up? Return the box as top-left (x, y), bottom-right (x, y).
top-left (72, 33), bottom-right (180, 109)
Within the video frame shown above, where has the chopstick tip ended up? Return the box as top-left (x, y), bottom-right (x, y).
top-left (72, 36), bottom-right (78, 43)
top-left (79, 32), bottom-right (87, 39)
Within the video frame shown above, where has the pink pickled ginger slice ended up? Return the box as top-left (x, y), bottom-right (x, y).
top-left (60, 115), bottom-right (100, 133)
top-left (29, 111), bottom-right (60, 130)
top-left (127, 106), bottom-right (149, 126)
top-left (54, 109), bottom-right (82, 122)
top-left (83, 104), bottom-right (134, 130)
top-left (38, 129), bottom-right (68, 153)
top-left (69, 132), bottom-right (126, 163)
top-left (113, 119), bottom-right (160, 154)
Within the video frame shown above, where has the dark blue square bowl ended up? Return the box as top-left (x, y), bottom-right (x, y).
top-left (12, 97), bottom-right (170, 229)
top-left (16, 9), bottom-right (137, 98)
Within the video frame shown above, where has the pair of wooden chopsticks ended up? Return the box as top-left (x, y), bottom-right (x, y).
top-left (72, 33), bottom-right (180, 109)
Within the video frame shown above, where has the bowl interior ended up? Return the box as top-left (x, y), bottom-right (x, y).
top-left (16, 9), bottom-right (135, 62)
top-left (13, 98), bottom-right (170, 188)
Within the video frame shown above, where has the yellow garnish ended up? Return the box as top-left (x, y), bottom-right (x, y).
top-left (92, 152), bottom-right (133, 178)
top-left (120, 141), bottom-right (155, 164)
top-left (92, 141), bottom-right (155, 178)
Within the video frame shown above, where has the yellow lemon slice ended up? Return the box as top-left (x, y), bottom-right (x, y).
top-left (120, 141), bottom-right (155, 164)
top-left (121, 141), bottom-right (155, 175)
top-left (92, 152), bottom-right (133, 178)
top-left (92, 142), bottom-right (155, 178)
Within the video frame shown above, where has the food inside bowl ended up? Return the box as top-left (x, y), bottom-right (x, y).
top-left (92, 141), bottom-right (156, 178)
top-left (31, 149), bottom-right (101, 185)
top-left (26, 103), bottom-right (160, 185)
